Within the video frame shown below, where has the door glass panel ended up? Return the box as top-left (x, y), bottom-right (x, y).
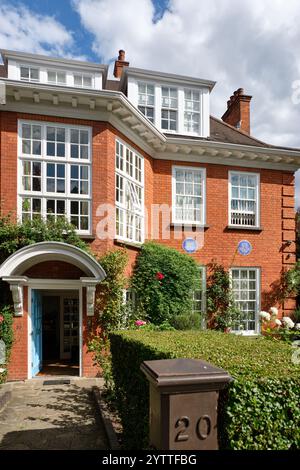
top-left (62, 297), bottom-right (79, 361)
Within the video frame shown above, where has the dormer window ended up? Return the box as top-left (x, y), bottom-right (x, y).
top-left (161, 87), bottom-right (178, 131)
top-left (184, 89), bottom-right (200, 133)
top-left (138, 83), bottom-right (155, 123)
top-left (74, 74), bottom-right (92, 88)
top-left (20, 66), bottom-right (39, 82)
top-left (47, 70), bottom-right (66, 85)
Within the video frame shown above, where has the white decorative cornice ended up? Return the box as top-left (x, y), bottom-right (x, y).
top-left (1, 79), bottom-right (300, 170)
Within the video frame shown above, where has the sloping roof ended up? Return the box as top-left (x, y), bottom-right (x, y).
top-left (209, 116), bottom-right (271, 147)
top-left (166, 116), bottom-right (284, 149)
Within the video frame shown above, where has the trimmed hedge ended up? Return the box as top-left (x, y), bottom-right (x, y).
top-left (109, 330), bottom-right (300, 450)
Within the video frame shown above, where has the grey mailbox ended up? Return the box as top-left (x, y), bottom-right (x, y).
top-left (141, 358), bottom-right (232, 450)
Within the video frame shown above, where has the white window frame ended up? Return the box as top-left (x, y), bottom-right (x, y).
top-left (172, 165), bottom-right (206, 225)
top-left (192, 266), bottom-right (206, 329)
top-left (230, 267), bottom-right (261, 335)
top-left (184, 88), bottom-right (201, 134)
top-left (17, 120), bottom-right (92, 235)
top-left (138, 82), bottom-right (155, 124)
top-left (20, 64), bottom-right (40, 82)
top-left (73, 73), bottom-right (93, 89)
top-left (161, 86), bottom-right (178, 132)
top-left (47, 69), bottom-right (67, 85)
top-left (229, 171), bottom-right (260, 228)
top-left (115, 139), bottom-right (144, 244)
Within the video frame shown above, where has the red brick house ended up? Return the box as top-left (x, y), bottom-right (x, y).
top-left (0, 49), bottom-right (298, 381)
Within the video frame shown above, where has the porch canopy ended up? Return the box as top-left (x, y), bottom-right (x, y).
top-left (0, 241), bottom-right (106, 316)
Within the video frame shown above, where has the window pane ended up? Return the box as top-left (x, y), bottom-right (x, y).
top-left (20, 67), bottom-right (29, 79)
top-left (71, 129), bottom-right (79, 143)
top-left (47, 142), bottom-right (55, 156)
top-left (71, 166), bottom-right (78, 178)
top-left (31, 68), bottom-right (39, 80)
top-left (32, 141), bottom-right (41, 155)
top-left (48, 71), bottom-right (56, 82)
top-left (22, 140), bottom-right (30, 154)
top-left (74, 75), bottom-right (82, 86)
top-left (71, 145), bottom-right (79, 158)
top-left (80, 130), bottom-right (89, 144)
top-left (22, 124), bottom-right (31, 139)
top-left (57, 143), bottom-right (65, 157)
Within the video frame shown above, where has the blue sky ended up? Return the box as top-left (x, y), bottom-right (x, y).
top-left (1, 0), bottom-right (300, 203)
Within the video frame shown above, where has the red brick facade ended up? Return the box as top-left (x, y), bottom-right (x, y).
top-left (0, 109), bottom-right (296, 380)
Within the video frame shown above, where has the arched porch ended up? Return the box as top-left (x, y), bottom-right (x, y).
top-left (0, 242), bottom-right (106, 380)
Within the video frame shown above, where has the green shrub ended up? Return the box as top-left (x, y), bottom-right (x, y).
top-left (109, 330), bottom-right (300, 450)
top-left (131, 242), bottom-right (199, 325)
top-left (170, 312), bottom-right (202, 330)
top-left (0, 306), bottom-right (14, 384)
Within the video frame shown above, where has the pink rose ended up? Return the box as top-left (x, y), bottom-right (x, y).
top-left (155, 272), bottom-right (165, 281)
top-left (135, 320), bottom-right (146, 327)
top-left (0, 315), bottom-right (4, 324)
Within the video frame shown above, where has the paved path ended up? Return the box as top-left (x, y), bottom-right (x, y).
top-left (0, 378), bottom-right (108, 450)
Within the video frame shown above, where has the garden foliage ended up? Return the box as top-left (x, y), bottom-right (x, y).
top-left (110, 330), bottom-right (300, 450)
top-left (131, 242), bottom-right (199, 325)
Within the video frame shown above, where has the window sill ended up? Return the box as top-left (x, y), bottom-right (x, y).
top-left (114, 238), bottom-right (143, 249)
top-left (171, 223), bottom-right (210, 229)
top-left (79, 234), bottom-right (96, 240)
top-left (226, 225), bottom-right (263, 232)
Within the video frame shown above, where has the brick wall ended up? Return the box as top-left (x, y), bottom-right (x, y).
top-left (1, 110), bottom-right (296, 381)
top-left (7, 286), bottom-right (28, 381)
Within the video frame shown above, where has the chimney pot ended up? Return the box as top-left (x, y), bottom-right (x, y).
top-left (118, 49), bottom-right (125, 61)
top-left (113, 49), bottom-right (129, 79)
top-left (222, 88), bottom-right (252, 134)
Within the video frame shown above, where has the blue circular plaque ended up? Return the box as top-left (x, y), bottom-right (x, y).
top-left (182, 238), bottom-right (197, 254)
top-left (238, 240), bottom-right (252, 256)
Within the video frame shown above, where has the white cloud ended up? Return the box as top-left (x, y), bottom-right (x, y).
top-left (0, 2), bottom-right (74, 58)
top-left (73, 0), bottom-right (300, 206)
top-left (73, 0), bottom-right (300, 146)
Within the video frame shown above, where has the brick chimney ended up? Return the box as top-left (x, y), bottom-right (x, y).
top-left (113, 49), bottom-right (129, 79)
top-left (221, 88), bottom-right (252, 134)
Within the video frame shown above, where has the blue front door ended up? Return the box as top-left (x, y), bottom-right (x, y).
top-left (31, 289), bottom-right (42, 376)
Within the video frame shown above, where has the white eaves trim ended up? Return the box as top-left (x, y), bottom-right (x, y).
top-left (0, 49), bottom-right (108, 75)
top-left (120, 67), bottom-right (216, 92)
top-left (1, 79), bottom-right (300, 170)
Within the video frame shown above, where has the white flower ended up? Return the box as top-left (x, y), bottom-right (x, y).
top-left (295, 323), bottom-right (300, 330)
top-left (269, 307), bottom-right (278, 318)
top-left (282, 317), bottom-right (295, 329)
top-left (275, 319), bottom-right (282, 327)
top-left (259, 311), bottom-right (271, 321)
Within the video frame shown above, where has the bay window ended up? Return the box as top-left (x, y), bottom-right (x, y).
top-left (172, 166), bottom-right (206, 225)
top-left (18, 121), bottom-right (92, 234)
top-left (229, 171), bottom-right (259, 227)
top-left (115, 140), bottom-right (144, 243)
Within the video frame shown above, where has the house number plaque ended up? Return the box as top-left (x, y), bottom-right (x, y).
top-left (169, 391), bottom-right (218, 450)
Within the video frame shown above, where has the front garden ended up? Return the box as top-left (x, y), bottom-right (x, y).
top-left (109, 330), bottom-right (300, 450)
